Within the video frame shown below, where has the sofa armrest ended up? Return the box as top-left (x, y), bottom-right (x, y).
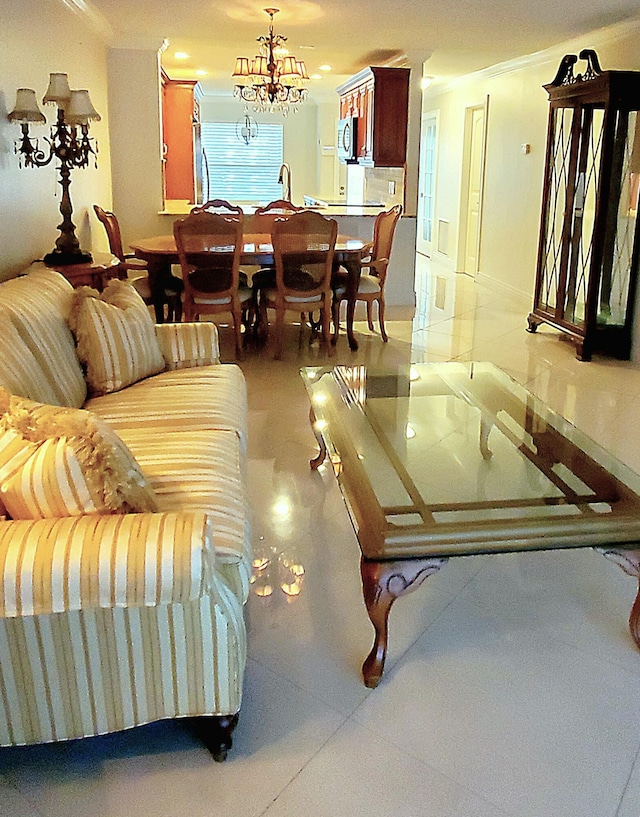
top-left (155, 322), bottom-right (220, 370)
top-left (0, 510), bottom-right (235, 618)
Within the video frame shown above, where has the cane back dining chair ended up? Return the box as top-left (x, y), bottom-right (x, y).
top-left (332, 204), bottom-right (403, 343)
top-left (93, 205), bottom-right (183, 322)
top-left (173, 211), bottom-right (253, 359)
top-left (259, 210), bottom-right (337, 360)
top-left (250, 200), bottom-right (306, 323)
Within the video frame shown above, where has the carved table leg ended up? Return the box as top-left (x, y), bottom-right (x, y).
top-left (309, 406), bottom-right (327, 470)
top-left (597, 547), bottom-right (640, 649)
top-left (360, 556), bottom-right (448, 688)
top-left (190, 713), bottom-right (239, 762)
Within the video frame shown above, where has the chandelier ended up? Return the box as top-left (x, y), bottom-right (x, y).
top-left (232, 8), bottom-right (309, 115)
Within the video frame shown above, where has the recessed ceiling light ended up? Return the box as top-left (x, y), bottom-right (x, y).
top-left (174, 51), bottom-right (190, 60)
top-left (310, 74), bottom-right (323, 80)
top-left (319, 64), bottom-right (332, 72)
top-left (298, 45), bottom-right (315, 50)
top-left (194, 69), bottom-right (208, 77)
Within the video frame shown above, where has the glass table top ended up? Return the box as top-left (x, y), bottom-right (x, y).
top-left (301, 362), bottom-right (640, 560)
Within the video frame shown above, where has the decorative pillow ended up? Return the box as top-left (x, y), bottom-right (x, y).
top-left (0, 389), bottom-right (158, 519)
top-left (68, 279), bottom-right (165, 395)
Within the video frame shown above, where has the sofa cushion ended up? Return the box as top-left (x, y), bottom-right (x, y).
top-left (86, 363), bottom-right (248, 448)
top-left (69, 279), bottom-right (165, 396)
top-left (0, 392), bottom-right (158, 519)
top-left (0, 268), bottom-right (87, 407)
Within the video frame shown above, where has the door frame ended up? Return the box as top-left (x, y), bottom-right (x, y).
top-left (456, 96), bottom-right (489, 275)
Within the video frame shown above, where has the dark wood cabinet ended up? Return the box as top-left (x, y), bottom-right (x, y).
top-left (161, 73), bottom-right (203, 205)
top-left (338, 67), bottom-right (409, 167)
top-left (528, 50), bottom-right (640, 361)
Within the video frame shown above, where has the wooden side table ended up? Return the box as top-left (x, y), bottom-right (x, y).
top-left (45, 252), bottom-right (123, 290)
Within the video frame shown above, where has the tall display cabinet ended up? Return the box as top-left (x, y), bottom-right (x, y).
top-left (527, 50), bottom-right (640, 360)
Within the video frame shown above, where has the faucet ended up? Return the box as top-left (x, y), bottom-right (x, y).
top-left (278, 162), bottom-right (292, 203)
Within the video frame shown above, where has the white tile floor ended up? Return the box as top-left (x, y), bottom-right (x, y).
top-left (2, 255), bottom-right (640, 816)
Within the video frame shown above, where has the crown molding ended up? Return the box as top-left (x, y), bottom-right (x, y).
top-left (428, 15), bottom-right (640, 95)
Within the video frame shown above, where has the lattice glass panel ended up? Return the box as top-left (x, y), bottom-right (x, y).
top-left (563, 108), bottom-right (604, 328)
top-left (598, 110), bottom-right (640, 327)
top-left (539, 108), bottom-right (574, 313)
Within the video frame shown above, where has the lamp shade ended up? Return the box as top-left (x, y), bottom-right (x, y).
top-left (65, 90), bottom-right (101, 126)
top-left (8, 88), bottom-right (46, 123)
top-left (280, 57), bottom-right (300, 82)
top-left (251, 56), bottom-right (270, 78)
top-left (233, 57), bottom-right (251, 78)
top-left (42, 72), bottom-right (71, 107)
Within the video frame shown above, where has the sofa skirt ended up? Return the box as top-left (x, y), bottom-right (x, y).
top-left (0, 582), bottom-right (246, 747)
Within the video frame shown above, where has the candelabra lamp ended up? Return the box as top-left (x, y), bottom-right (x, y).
top-left (8, 73), bottom-right (101, 266)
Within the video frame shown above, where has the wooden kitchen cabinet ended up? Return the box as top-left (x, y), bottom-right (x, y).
top-left (337, 67), bottom-right (409, 167)
top-left (161, 73), bottom-right (203, 204)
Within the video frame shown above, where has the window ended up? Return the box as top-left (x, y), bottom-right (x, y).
top-left (201, 121), bottom-right (283, 203)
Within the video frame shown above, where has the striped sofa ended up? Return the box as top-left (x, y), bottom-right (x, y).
top-left (0, 265), bottom-right (251, 760)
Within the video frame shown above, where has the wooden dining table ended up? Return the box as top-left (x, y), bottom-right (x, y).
top-left (129, 233), bottom-right (367, 351)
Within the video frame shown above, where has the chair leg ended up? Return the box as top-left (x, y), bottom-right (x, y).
top-left (367, 301), bottom-right (375, 331)
top-left (321, 306), bottom-right (334, 357)
top-left (378, 296), bottom-right (388, 342)
top-left (331, 295), bottom-right (341, 344)
top-left (274, 307), bottom-right (285, 360)
top-left (233, 307), bottom-right (243, 360)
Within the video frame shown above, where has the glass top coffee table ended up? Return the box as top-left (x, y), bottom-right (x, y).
top-left (301, 362), bottom-right (640, 687)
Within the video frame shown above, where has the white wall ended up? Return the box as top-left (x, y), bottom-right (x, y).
top-left (423, 19), bottom-right (640, 300)
top-left (0, 0), bottom-right (112, 280)
top-left (108, 47), bottom-right (166, 248)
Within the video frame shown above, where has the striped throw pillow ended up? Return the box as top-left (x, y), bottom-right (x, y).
top-left (0, 390), bottom-right (158, 519)
top-left (68, 279), bottom-right (165, 395)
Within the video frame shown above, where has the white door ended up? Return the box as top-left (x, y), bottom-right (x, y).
top-left (417, 112), bottom-right (438, 257)
top-left (459, 102), bottom-right (487, 276)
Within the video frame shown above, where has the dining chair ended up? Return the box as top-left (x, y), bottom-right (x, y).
top-left (93, 205), bottom-right (183, 321)
top-left (259, 210), bottom-right (337, 360)
top-left (250, 200), bottom-right (307, 318)
top-left (331, 204), bottom-right (403, 343)
top-left (173, 211), bottom-right (253, 359)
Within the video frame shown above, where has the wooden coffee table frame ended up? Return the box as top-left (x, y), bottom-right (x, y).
top-left (304, 364), bottom-right (640, 688)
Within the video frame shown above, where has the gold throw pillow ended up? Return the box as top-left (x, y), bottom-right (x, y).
top-left (68, 279), bottom-right (165, 395)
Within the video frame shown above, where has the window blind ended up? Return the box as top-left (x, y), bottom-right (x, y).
top-left (201, 122), bottom-right (284, 203)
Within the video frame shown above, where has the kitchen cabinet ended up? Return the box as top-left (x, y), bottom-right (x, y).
top-left (161, 73), bottom-right (203, 205)
top-left (337, 67), bottom-right (409, 167)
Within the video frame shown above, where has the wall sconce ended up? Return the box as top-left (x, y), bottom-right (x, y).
top-left (8, 73), bottom-right (101, 266)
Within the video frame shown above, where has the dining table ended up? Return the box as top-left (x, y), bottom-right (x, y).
top-left (129, 233), bottom-right (367, 351)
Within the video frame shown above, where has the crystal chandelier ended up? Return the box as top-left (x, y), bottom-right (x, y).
top-left (232, 8), bottom-right (309, 115)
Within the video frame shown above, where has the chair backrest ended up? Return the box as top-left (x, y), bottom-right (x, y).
top-left (272, 210), bottom-right (337, 297)
top-left (173, 211), bottom-right (244, 297)
top-left (370, 204), bottom-right (403, 282)
top-left (93, 205), bottom-right (125, 260)
top-left (252, 199), bottom-right (306, 234)
top-left (191, 199), bottom-right (244, 216)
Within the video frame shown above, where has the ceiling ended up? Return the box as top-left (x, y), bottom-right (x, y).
top-left (76, 0), bottom-right (640, 99)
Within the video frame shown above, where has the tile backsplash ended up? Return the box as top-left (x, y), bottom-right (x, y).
top-left (364, 167), bottom-right (405, 207)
